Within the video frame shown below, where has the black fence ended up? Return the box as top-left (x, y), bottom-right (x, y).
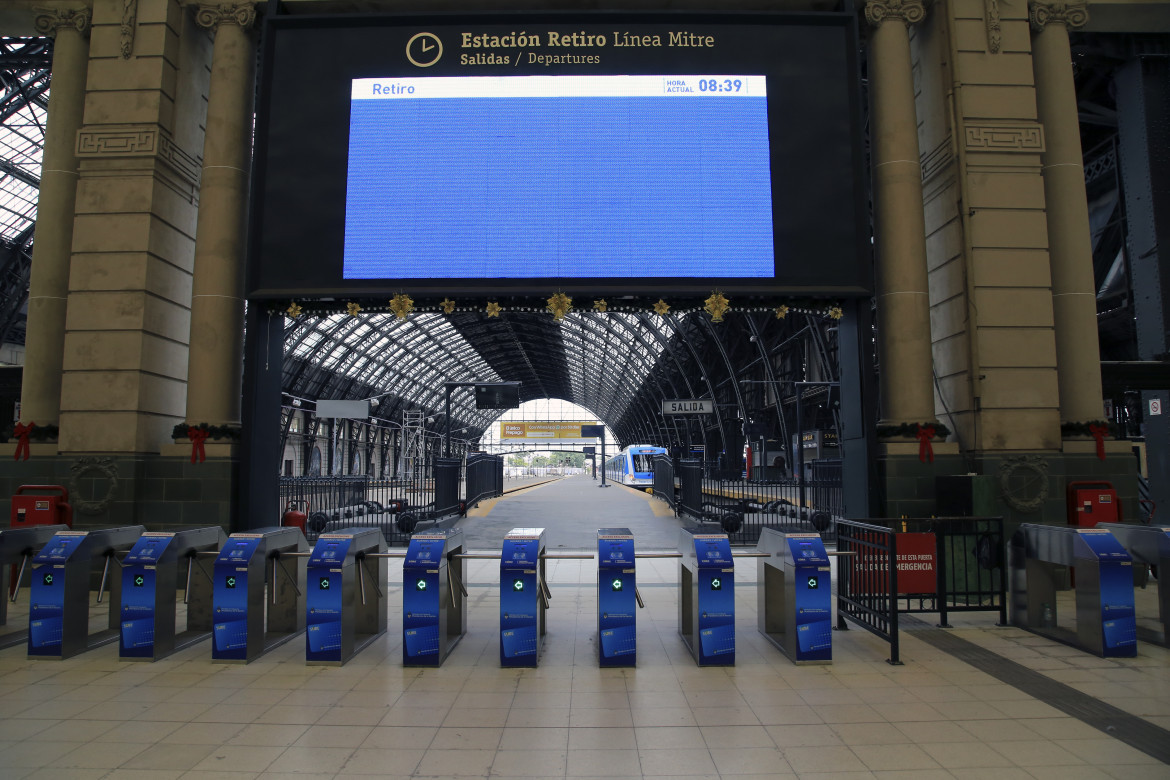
top-left (835, 520), bottom-right (900, 664)
top-left (836, 516), bottom-right (1009, 664)
top-left (279, 454), bottom-right (504, 545)
top-left (652, 455), bottom-right (676, 510)
top-left (650, 457), bottom-right (844, 545)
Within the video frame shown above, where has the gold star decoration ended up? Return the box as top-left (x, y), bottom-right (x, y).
top-left (546, 292), bottom-right (572, 322)
top-left (486, 301), bottom-right (502, 318)
top-left (346, 302), bottom-right (362, 316)
top-left (593, 299), bottom-right (608, 313)
top-left (652, 299), bottom-right (671, 316)
top-left (440, 298), bottom-right (456, 315)
top-left (704, 291), bottom-right (730, 323)
top-left (388, 293), bottom-right (414, 321)
top-left (828, 305), bottom-right (844, 320)
top-left (774, 305), bottom-right (790, 320)
top-left (286, 301), bottom-right (302, 318)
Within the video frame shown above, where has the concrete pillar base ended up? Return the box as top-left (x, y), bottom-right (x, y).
top-left (0, 453), bottom-right (238, 531)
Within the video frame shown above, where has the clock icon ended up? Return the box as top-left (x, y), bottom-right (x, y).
top-left (406, 32), bottom-right (443, 68)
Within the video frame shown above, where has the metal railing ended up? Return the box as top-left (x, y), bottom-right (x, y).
top-left (836, 519), bottom-right (900, 664)
top-left (652, 455), bottom-right (676, 510)
top-left (279, 454), bottom-right (504, 545)
top-left (683, 473), bottom-right (843, 545)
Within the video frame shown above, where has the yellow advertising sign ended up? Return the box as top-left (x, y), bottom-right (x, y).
top-left (499, 421), bottom-right (600, 440)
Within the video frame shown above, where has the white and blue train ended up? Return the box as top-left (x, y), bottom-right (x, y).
top-left (604, 445), bottom-right (668, 487)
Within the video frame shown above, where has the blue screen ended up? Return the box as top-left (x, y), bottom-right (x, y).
top-left (343, 75), bottom-right (774, 280)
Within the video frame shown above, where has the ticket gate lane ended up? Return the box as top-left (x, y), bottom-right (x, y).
top-left (119, 527), bottom-right (226, 661)
top-left (403, 529), bottom-right (465, 667)
top-left (1010, 524), bottom-right (1137, 658)
top-left (0, 524), bottom-right (68, 648)
top-left (757, 529), bottom-right (833, 664)
top-left (28, 525), bottom-right (146, 659)
top-left (678, 528), bottom-right (736, 666)
top-left (598, 528), bottom-right (638, 667)
top-left (1095, 522), bottom-right (1170, 646)
top-left (305, 528), bottom-right (388, 665)
top-left (212, 527), bottom-right (307, 663)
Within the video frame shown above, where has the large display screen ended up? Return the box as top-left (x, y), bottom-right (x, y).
top-left (250, 14), bottom-right (869, 298)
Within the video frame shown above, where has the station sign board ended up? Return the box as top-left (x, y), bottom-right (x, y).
top-left (249, 12), bottom-right (869, 300)
top-left (662, 399), bottom-right (713, 415)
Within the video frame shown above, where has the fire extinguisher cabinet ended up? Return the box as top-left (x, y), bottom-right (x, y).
top-left (1067, 481), bottom-right (1121, 527)
top-left (11, 485), bottom-right (73, 529)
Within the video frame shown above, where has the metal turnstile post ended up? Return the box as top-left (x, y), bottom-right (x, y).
top-left (0, 525), bottom-right (68, 649)
top-left (28, 526), bottom-right (146, 659)
top-left (757, 529), bottom-right (832, 664)
top-left (212, 527), bottom-right (308, 663)
top-left (403, 529), bottom-right (466, 666)
top-left (305, 528), bottom-right (387, 665)
top-left (1010, 524), bottom-right (1137, 657)
top-left (119, 527), bottom-right (226, 661)
top-left (500, 528), bottom-right (546, 667)
top-left (597, 528), bottom-right (637, 667)
top-left (1101, 523), bottom-right (1170, 646)
top-left (678, 528), bottom-right (735, 666)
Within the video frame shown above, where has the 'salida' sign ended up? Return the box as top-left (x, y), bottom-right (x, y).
top-left (662, 399), bottom-right (713, 414)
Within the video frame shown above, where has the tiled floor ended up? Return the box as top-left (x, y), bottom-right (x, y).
top-left (1, 550), bottom-right (1167, 780)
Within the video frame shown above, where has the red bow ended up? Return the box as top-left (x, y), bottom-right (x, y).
top-left (13, 422), bottom-right (34, 461)
top-left (915, 424), bottom-right (936, 463)
top-left (188, 427), bottom-right (210, 463)
top-left (1088, 423), bottom-right (1109, 461)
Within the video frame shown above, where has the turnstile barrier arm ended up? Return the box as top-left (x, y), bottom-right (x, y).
top-left (96, 552), bottom-right (120, 604)
top-left (446, 565), bottom-right (466, 608)
top-left (635, 586), bottom-right (645, 609)
top-left (357, 556), bottom-right (383, 605)
top-left (635, 553), bottom-right (684, 558)
top-left (271, 557), bottom-right (302, 604)
top-left (9, 552), bottom-right (30, 603)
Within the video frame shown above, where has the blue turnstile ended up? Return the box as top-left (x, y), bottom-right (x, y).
top-left (597, 528), bottom-right (637, 667)
top-left (212, 527), bottom-right (307, 663)
top-left (403, 529), bottom-right (466, 667)
top-left (119, 527), bottom-right (226, 661)
top-left (757, 529), bottom-right (832, 663)
top-left (500, 527), bottom-right (547, 667)
top-left (28, 526), bottom-right (145, 659)
top-left (678, 528), bottom-right (735, 666)
top-left (306, 528), bottom-right (387, 666)
top-left (1011, 524), bottom-right (1137, 658)
top-left (0, 524), bottom-right (68, 650)
top-left (1102, 523), bottom-right (1170, 646)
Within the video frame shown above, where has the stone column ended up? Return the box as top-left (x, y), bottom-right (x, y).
top-left (866, 0), bottom-right (936, 426)
top-left (185, 2), bottom-right (256, 427)
top-left (19, 5), bottom-right (91, 429)
top-left (1030, 1), bottom-right (1104, 425)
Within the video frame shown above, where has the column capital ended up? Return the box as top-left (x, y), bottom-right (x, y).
top-left (1029, 1), bottom-right (1089, 32)
top-left (865, 0), bottom-right (927, 28)
top-left (33, 5), bottom-right (92, 38)
top-left (194, 2), bottom-right (256, 32)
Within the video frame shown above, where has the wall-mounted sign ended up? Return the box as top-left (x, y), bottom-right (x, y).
top-left (662, 399), bottom-right (712, 415)
top-left (499, 421), bottom-right (601, 442)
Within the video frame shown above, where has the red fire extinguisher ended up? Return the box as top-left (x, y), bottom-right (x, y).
top-left (282, 500), bottom-right (309, 532)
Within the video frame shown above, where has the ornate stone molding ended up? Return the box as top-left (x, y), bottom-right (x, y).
top-left (76, 126), bottom-right (202, 189)
top-left (120, 0), bottom-right (137, 58)
top-left (194, 2), bottom-right (256, 32)
top-left (964, 123), bottom-right (1045, 152)
top-left (864, 0), bottom-right (927, 28)
top-left (1029, 1), bottom-right (1089, 32)
top-left (985, 0), bottom-right (1003, 53)
top-left (33, 5), bottom-right (92, 38)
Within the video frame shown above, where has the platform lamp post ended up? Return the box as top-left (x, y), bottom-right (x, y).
top-left (443, 381), bottom-right (521, 457)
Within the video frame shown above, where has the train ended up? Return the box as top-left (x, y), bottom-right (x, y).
top-left (603, 445), bottom-right (668, 486)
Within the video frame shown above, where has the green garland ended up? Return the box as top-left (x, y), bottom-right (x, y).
top-left (875, 422), bottom-right (951, 439)
top-left (2, 424), bottom-right (59, 442)
top-left (172, 423), bottom-right (242, 441)
top-left (1060, 420), bottom-right (1113, 437)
